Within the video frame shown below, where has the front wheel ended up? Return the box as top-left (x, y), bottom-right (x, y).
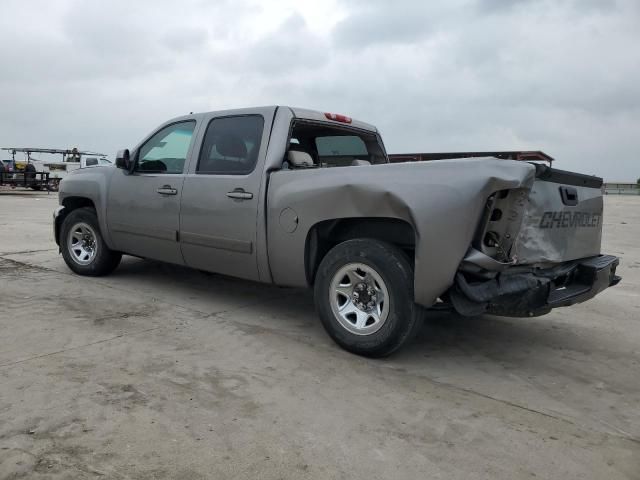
top-left (314, 239), bottom-right (423, 357)
top-left (60, 207), bottom-right (122, 276)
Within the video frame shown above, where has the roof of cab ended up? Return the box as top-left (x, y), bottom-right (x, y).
top-left (184, 106), bottom-right (378, 133)
top-left (287, 107), bottom-right (378, 133)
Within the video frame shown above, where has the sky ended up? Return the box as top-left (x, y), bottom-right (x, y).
top-left (0, 0), bottom-right (638, 180)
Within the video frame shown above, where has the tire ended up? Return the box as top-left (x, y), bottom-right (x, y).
top-left (25, 163), bottom-right (37, 184)
top-left (314, 239), bottom-right (423, 357)
top-left (60, 207), bottom-right (122, 276)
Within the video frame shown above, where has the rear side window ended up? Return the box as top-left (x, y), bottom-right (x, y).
top-left (137, 121), bottom-right (196, 174)
top-left (197, 115), bottom-right (264, 175)
top-left (315, 136), bottom-right (368, 157)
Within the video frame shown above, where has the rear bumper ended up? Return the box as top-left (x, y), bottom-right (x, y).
top-left (547, 255), bottom-right (620, 307)
top-left (450, 254), bottom-right (621, 317)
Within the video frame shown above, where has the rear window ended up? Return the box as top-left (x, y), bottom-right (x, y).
top-left (287, 121), bottom-right (387, 168)
top-left (315, 136), bottom-right (368, 157)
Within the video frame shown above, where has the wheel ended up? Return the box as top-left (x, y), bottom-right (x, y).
top-left (60, 207), bottom-right (122, 276)
top-left (25, 163), bottom-right (37, 186)
top-left (314, 239), bottom-right (423, 357)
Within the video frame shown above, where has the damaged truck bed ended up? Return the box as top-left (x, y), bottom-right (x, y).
top-left (53, 106), bottom-right (620, 356)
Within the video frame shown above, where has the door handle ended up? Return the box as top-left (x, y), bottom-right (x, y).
top-left (157, 185), bottom-right (178, 195)
top-left (226, 189), bottom-right (253, 200)
top-left (559, 186), bottom-right (578, 206)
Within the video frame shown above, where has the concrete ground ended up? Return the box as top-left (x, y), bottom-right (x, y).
top-left (0, 189), bottom-right (638, 480)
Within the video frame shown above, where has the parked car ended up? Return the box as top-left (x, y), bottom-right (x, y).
top-left (1, 159), bottom-right (14, 183)
top-left (53, 106), bottom-right (621, 356)
top-left (1, 159), bottom-right (15, 173)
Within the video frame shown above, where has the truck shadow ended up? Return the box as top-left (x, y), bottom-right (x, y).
top-left (407, 310), bottom-right (598, 362)
top-left (112, 257), bottom-right (601, 370)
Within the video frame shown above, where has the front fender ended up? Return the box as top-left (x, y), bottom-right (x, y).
top-left (57, 167), bottom-right (116, 249)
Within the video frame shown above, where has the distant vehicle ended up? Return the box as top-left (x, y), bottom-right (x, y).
top-left (0, 155), bottom-right (46, 190)
top-left (46, 155), bottom-right (113, 189)
top-left (1, 159), bottom-right (15, 173)
top-left (1, 148), bottom-right (108, 191)
top-left (53, 106), bottom-right (621, 357)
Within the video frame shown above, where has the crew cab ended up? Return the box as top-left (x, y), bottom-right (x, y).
top-left (53, 106), bottom-right (620, 356)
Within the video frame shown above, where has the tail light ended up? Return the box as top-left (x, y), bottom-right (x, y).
top-left (476, 188), bottom-right (528, 263)
top-left (324, 113), bottom-right (352, 124)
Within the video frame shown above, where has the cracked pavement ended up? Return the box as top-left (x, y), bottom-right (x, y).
top-left (0, 190), bottom-right (639, 479)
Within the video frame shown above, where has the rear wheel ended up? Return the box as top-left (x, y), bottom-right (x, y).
top-left (25, 163), bottom-right (37, 187)
top-left (314, 239), bottom-right (423, 357)
top-left (60, 207), bottom-right (121, 276)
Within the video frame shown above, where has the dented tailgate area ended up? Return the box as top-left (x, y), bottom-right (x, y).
top-left (451, 164), bottom-right (621, 317)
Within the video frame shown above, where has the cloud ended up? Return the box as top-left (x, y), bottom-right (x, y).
top-left (224, 13), bottom-right (330, 75)
top-left (0, 0), bottom-right (638, 180)
top-left (332, 3), bottom-right (434, 47)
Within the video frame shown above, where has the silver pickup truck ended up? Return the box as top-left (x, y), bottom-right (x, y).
top-left (53, 106), bottom-right (620, 356)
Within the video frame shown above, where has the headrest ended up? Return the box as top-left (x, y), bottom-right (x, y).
top-left (288, 150), bottom-right (314, 167)
top-left (351, 159), bottom-right (371, 166)
top-left (217, 135), bottom-right (247, 158)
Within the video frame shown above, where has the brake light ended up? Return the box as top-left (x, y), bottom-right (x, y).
top-left (324, 112), bottom-right (352, 124)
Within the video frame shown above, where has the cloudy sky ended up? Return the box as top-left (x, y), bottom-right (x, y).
top-left (1, 0), bottom-right (638, 180)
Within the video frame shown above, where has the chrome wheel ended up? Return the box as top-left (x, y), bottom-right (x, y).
top-left (329, 262), bottom-right (390, 336)
top-left (67, 222), bottom-right (98, 265)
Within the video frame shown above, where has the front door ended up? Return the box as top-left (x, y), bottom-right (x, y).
top-left (180, 114), bottom-right (268, 281)
top-left (107, 120), bottom-right (197, 264)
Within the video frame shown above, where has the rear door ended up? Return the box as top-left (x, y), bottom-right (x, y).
top-left (107, 120), bottom-right (197, 264)
top-left (180, 111), bottom-right (272, 281)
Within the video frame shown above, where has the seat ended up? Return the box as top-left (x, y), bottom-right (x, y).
top-left (216, 134), bottom-right (248, 159)
top-left (351, 159), bottom-right (371, 166)
top-left (200, 134), bottom-right (250, 174)
top-left (139, 159), bottom-right (167, 172)
top-left (288, 150), bottom-right (315, 168)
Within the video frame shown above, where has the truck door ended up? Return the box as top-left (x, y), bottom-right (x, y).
top-left (107, 120), bottom-right (197, 264)
top-left (179, 113), bottom-right (270, 281)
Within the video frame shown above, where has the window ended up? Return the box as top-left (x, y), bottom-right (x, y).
top-left (315, 136), bottom-right (368, 157)
top-left (197, 115), bottom-right (264, 175)
top-left (285, 122), bottom-right (387, 168)
top-left (137, 121), bottom-right (196, 174)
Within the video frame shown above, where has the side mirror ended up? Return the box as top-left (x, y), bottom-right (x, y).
top-left (115, 149), bottom-right (133, 172)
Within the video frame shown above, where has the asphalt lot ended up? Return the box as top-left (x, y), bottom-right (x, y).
top-left (0, 189), bottom-right (638, 479)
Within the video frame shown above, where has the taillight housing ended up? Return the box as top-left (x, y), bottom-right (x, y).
top-left (324, 113), bottom-right (352, 124)
top-left (475, 188), bottom-right (528, 263)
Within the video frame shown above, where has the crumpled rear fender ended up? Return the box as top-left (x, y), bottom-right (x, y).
top-left (266, 159), bottom-right (536, 307)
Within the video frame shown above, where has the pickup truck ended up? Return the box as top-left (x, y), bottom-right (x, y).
top-left (53, 106), bottom-right (621, 357)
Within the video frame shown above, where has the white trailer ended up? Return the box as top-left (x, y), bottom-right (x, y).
top-left (1, 148), bottom-right (110, 191)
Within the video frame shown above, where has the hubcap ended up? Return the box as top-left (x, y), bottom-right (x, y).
top-left (67, 222), bottom-right (98, 265)
top-left (329, 263), bottom-right (390, 336)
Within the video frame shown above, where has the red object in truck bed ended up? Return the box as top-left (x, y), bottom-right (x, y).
top-left (388, 151), bottom-right (554, 165)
